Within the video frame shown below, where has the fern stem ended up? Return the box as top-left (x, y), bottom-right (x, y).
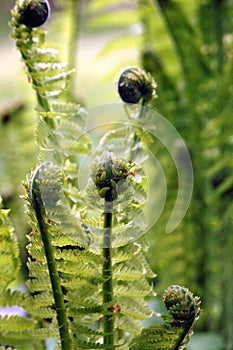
top-left (103, 210), bottom-right (114, 349)
top-left (102, 157), bottom-right (114, 350)
top-left (14, 26), bottom-right (56, 132)
top-left (17, 28), bottom-right (65, 164)
top-left (19, 29), bottom-right (51, 113)
top-left (31, 169), bottom-right (72, 350)
top-left (128, 100), bottom-right (146, 162)
top-left (173, 328), bottom-right (191, 350)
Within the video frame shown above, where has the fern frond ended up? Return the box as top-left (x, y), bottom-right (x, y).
top-left (71, 339), bottom-right (110, 349)
top-left (27, 306), bottom-right (56, 320)
top-left (81, 215), bottom-right (104, 230)
top-left (68, 304), bottom-right (102, 316)
top-left (136, 251), bottom-right (157, 279)
top-left (11, 2), bottom-right (91, 187)
top-left (129, 324), bottom-right (184, 350)
top-left (0, 291), bottom-right (26, 308)
top-left (117, 297), bottom-right (154, 320)
top-left (130, 285), bottom-right (201, 350)
top-left (0, 197), bottom-right (20, 289)
top-left (24, 291), bottom-right (53, 308)
top-left (26, 276), bottom-right (51, 293)
top-left (113, 263), bottom-right (145, 281)
top-left (0, 198), bottom-right (43, 348)
top-left (57, 260), bottom-right (100, 278)
top-left (115, 280), bottom-right (153, 299)
top-left (54, 247), bottom-right (103, 264)
top-left (0, 315), bottom-right (35, 333)
top-left (71, 325), bottom-right (104, 339)
top-left (25, 327), bottom-right (59, 339)
top-left (116, 314), bottom-right (142, 336)
top-left (112, 243), bottom-right (142, 263)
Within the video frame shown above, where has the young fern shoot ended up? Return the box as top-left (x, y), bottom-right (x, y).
top-left (30, 163), bottom-right (72, 350)
top-left (94, 156), bottom-right (142, 349)
top-left (99, 156), bottom-right (115, 349)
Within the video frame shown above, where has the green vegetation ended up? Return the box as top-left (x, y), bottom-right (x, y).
top-left (0, 1), bottom-right (232, 349)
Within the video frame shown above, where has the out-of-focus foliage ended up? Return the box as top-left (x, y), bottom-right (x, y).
top-left (140, 1), bottom-right (233, 349)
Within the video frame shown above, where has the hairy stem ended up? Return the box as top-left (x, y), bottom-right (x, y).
top-left (21, 29), bottom-right (51, 113)
top-left (102, 157), bottom-right (114, 350)
top-left (18, 28), bottom-right (65, 165)
top-left (173, 328), bottom-right (191, 350)
top-left (16, 27), bottom-right (56, 132)
top-left (31, 171), bottom-right (72, 350)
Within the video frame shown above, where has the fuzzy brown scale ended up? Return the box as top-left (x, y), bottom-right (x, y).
top-left (108, 304), bottom-right (121, 313)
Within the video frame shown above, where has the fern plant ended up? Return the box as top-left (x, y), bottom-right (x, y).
top-left (0, 1), bottom-right (201, 349)
top-left (140, 2), bottom-right (233, 348)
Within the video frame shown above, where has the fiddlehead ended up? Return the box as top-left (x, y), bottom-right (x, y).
top-left (10, 0), bottom-right (89, 166)
top-left (117, 66), bottom-right (157, 105)
top-left (129, 285), bottom-right (201, 350)
top-left (17, 0), bottom-right (50, 28)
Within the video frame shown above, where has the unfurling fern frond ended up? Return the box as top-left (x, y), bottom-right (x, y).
top-left (129, 285), bottom-right (201, 350)
top-left (10, 0), bottom-right (90, 177)
top-left (23, 155), bottom-right (155, 348)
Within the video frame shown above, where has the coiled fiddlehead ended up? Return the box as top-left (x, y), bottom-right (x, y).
top-left (163, 285), bottom-right (200, 329)
top-left (11, 0), bottom-right (66, 112)
top-left (163, 285), bottom-right (201, 349)
top-left (129, 285), bottom-right (201, 350)
top-left (117, 66), bottom-right (157, 104)
top-left (18, 0), bottom-right (50, 28)
top-left (10, 0), bottom-right (78, 147)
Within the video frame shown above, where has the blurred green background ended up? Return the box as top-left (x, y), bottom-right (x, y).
top-left (0, 1), bottom-right (232, 349)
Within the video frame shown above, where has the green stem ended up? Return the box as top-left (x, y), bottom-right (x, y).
top-left (102, 158), bottom-right (114, 350)
top-left (18, 29), bottom-right (56, 134)
top-left (19, 29), bottom-right (51, 113)
top-left (19, 29), bottom-right (65, 165)
top-left (31, 172), bottom-right (72, 350)
top-left (128, 99), bottom-right (147, 162)
top-left (173, 327), bottom-right (191, 350)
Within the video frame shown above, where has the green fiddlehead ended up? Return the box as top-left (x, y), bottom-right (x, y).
top-left (129, 285), bottom-right (201, 350)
